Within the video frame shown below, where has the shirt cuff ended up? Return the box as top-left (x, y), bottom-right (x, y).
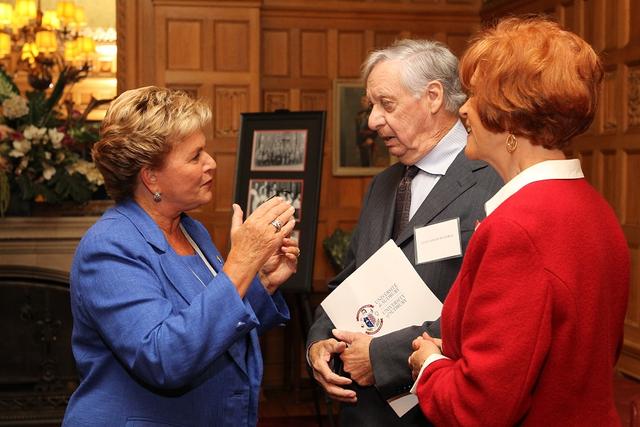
top-left (410, 353), bottom-right (449, 394)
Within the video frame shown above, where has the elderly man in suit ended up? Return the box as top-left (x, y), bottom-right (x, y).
top-left (307, 39), bottom-right (503, 426)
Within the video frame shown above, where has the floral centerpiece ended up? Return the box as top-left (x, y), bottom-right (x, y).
top-left (0, 67), bottom-right (106, 216)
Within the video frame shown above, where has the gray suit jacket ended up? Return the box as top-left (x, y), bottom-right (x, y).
top-left (307, 150), bottom-right (503, 426)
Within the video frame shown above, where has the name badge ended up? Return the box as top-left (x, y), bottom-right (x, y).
top-left (414, 217), bottom-right (462, 264)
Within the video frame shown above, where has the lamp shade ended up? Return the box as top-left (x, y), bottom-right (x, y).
top-left (21, 41), bottom-right (38, 63)
top-left (0, 32), bottom-right (11, 57)
top-left (73, 6), bottom-right (86, 26)
top-left (63, 39), bottom-right (76, 61)
top-left (42, 10), bottom-right (61, 30)
top-left (76, 36), bottom-right (94, 54)
top-left (0, 3), bottom-right (13, 27)
top-left (35, 30), bottom-right (58, 53)
top-left (14, 0), bottom-right (36, 20)
top-left (56, 1), bottom-right (76, 25)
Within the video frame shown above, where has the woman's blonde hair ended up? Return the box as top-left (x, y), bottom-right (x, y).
top-left (93, 86), bottom-right (211, 202)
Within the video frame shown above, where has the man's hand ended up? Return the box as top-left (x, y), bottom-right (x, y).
top-left (332, 329), bottom-right (375, 387)
top-left (308, 338), bottom-right (357, 403)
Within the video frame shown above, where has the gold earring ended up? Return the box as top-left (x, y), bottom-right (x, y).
top-left (506, 134), bottom-right (518, 153)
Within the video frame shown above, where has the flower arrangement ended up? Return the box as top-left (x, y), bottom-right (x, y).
top-left (0, 67), bottom-right (106, 216)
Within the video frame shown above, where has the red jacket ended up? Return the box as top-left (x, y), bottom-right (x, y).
top-left (416, 179), bottom-right (629, 426)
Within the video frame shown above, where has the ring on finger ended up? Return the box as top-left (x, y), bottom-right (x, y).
top-left (270, 219), bottom-right (282, 233)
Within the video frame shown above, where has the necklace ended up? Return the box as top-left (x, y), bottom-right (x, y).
top-left (179, 223), bottom-right (217, 288)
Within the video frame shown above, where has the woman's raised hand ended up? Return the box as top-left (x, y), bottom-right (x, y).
top-left (223, 197), bottom-right (295, 296)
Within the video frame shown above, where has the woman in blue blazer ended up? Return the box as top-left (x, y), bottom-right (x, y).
top-left (62, 87), bottom-right (298, 426)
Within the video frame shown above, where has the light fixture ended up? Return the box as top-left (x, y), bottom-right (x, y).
top-left (0, 0), bottom-right (94, 89)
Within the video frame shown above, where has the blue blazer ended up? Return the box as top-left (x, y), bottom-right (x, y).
top-left (62, 199), bottom-right (290, 427)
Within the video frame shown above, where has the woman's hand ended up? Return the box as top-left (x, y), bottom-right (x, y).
top-left (223, 197), bottom-right (295, 296)
top-left (408, 332), bottom-right (442, 380)
top-left (258, 236), bottom-right (300, 294)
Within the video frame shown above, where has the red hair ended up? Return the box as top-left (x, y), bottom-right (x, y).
top-left (460, 16), bottom-right (603, 149)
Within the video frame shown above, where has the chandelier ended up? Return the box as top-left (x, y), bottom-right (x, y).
top-left (0, 0), bottom-right (95, 89)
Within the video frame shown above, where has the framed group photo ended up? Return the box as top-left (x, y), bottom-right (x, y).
top-left (235, 111), bottom-right (326, 293)
top-left (250, 130), bottom-right (307, 171)
top-left (333, 79), bottom-right (394, 176)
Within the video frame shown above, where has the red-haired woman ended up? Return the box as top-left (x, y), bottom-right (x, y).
top-left (408, 16), bottom-right (629, 426)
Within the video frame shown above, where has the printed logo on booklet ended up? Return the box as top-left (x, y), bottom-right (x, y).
top-left (356, 304), bottom-right (383, 335)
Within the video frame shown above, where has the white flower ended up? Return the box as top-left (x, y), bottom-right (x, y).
top-left (8, 139), bottom-right (31, 157)
top-left (44, 151), bottom-right (51, 160)
top-left (42, 164), bottom-right (56, 180)
top-left (68, 159), bottom-right (104, 185)
top-left (15, 155), bottom-right (29, 175)
top-left (23, 125), bottom-right (47, 141)
top-left (47, 128), bottom-right (64, 148)
top-left (2, 95), bottom-right (29, 119)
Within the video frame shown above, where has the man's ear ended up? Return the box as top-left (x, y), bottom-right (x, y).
top-left (425, 80), bottom-right (445, 114)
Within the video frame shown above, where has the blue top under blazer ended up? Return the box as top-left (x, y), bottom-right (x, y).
top-left (62, 199), bottom-right (290, 427)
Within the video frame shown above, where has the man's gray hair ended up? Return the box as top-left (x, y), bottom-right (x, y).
top-left (361, 39), bottom-right (466, 112)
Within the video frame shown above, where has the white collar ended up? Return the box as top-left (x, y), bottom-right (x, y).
top-left (485, 159), bottom-right (584, 216)
top-left (414, 120), bottom-right (466, 176)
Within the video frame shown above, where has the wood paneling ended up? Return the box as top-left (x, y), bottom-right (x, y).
top-left (167, 20), bottom-right (202, 70)
top-left (338, 31), bottom-right (365, 77)
top-left (625, 150), bottom-right (640, 225)
top-left (300, 31), bottom-right (328, 77)
top-left (214, 86), bottom-right (249, 138)
top-left (262, 30), bottom-right (289, 76)
top-left (215, 21), bottom-right (250, 71)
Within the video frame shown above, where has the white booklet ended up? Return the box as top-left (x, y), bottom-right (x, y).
top-left (320, 239), bottom-right (443, 417)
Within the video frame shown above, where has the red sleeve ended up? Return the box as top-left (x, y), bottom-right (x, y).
top-left (416, 218), bottom-right (555, 426)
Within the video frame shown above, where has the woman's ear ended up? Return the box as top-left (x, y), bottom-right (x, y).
top-left (140, 167), bottom-right (158, 193)
top-left (425, 80), bottom-right (444, 114)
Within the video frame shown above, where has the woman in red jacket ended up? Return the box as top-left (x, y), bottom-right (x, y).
top-left (408, 16), bottom-right (630, 426)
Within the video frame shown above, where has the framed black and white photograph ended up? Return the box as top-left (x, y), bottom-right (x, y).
top-left (235, 111), bottom-right (326, 293)
top-left (333, 79), bottom-right (394, 176)
top-left (247, 179), bottom-right (303, 222)
top-left (250, 130), bottom-right (307, 171)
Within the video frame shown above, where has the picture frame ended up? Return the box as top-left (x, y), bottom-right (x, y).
top-left (234, 111), bottom-right (326, 293)
top-left (333, 79), bottom-right (394, 176)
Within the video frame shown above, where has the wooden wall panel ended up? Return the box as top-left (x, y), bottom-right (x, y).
top-left (625, 150), bottom-right (640, 225)
top-left (629, 64), bottom-right (640, 130)
top-left (264, 90), bottom-right (290, 111)
top-left (215, 21), bottom-right (250, 71)
top-left (214, 86), bottom-right (249, 138)
top-left (300, 31), bottom-right (328, 77)
top-left (263, 30), bottom-right (289, 76)
top-left (167, 20), bottom-right (202, 70)
top-left (602, 67), bottom-right (619, 133)
top-left (338, 31), bottom-right (365, 77)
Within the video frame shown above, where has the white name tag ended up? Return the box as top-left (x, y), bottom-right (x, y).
top-left (414, 218), bottom-right (462, 264)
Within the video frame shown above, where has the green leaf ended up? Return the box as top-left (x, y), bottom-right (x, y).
top-left (0, 69), bottom-right (20, 101)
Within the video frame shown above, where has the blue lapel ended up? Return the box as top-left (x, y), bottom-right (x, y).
top-left (114, 200), bottom-right (206, 304)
